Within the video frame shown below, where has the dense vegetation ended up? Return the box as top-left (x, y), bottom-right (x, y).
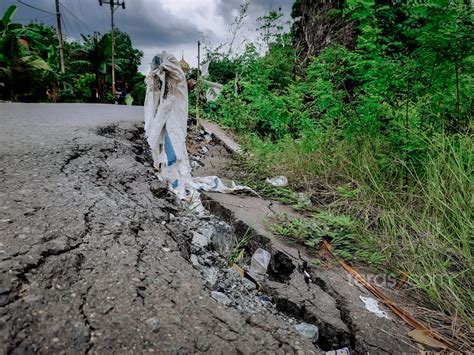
top-left (197, 0), bottom-right (473, 325)
top-left (0, 5), bottom-right (145, 104)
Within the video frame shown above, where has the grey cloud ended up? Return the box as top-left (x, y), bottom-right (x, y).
top-left (216, 0), bottom-right (294, 23)
top-left (1, 0), bottom-right (202, 47)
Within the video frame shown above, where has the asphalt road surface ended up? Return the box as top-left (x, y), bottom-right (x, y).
top-left (0, 103), bottom-right (316, 354)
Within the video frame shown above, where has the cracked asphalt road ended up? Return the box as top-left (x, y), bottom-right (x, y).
top-left (0, 103), bottom-right (316, 354)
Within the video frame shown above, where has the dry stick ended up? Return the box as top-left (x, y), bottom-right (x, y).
top-left (322, 240), bottom-right (457, 351)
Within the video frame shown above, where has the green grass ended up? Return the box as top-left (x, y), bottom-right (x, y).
top-left (240, 130), bottom-right (473, 325)
top-left (228, 227), bottom-right (253, 264)
top-left (271, 211), bottom-right (385, 265)
top-left (231, 154), bottom-right (313, 210)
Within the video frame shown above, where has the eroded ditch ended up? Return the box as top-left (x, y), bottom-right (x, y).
top-left (98, 121), bottom-right (359, 353)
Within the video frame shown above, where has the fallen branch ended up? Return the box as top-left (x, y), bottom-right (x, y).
top-left (322, 240), bottom-right (456, 351)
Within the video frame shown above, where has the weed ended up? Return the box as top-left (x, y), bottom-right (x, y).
top-left (228, 227), bottom-right (253, 264)
top-left (271, 211), bottom-right (384, 266)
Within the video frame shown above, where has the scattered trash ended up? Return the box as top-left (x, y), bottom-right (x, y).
top-left (211, 291), bottom-right (232, 306)
top-left (359, 296), bottom-right (391, 320)
top-left (249, 248), bottom-right (271, 281)
top-left (296, 192), bottom-right (312, 207)
top-left (294, 322), bottom-right (319, 340)
top-left (265, 175), bottom-right (288, 187)
top-left (325, 347), bottom-right (351, 355)
top-left (199, 119), bottom-right (242, 154)
top-left (145, 317), bottom-right (161, 333)
top-left (205, 84), bottom-right (223, 102)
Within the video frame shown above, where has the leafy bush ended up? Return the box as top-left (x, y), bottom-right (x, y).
top-left (74, 73), bottom-right (95, 102)
top-left (131, 81), bottom-right (146, 106)
top-left (199, 1), bottom-right (474, 324)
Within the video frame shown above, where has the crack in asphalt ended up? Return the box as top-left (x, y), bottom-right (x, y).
top-left (78, 285), bottom-right (94, 355)
top-left (0, 120), bottom-right (417, 354)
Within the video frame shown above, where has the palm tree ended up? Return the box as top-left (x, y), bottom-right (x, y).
top-left (70, 30), bottom-right (142, 100)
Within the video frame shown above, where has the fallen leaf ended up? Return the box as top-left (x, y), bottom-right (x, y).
top-left (408, 329), bottom-right (448, 349)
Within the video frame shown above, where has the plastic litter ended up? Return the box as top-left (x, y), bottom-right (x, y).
top-left (296, 192), bottom-right (312, 207)
top-left (359, 296), bottom-right (391, 319)
top-left (325, 347), bottom-right (351, 355)
top-left (294, 322), bottom-right (319, 340)
top-left (265, 175), bottom-right (288, 187)
top-left (323, 240), bottom-right (455, 350)
top-left (249, 248), bottom-right (271, 281)
top-left (144, 52), bottom-right (253, 213)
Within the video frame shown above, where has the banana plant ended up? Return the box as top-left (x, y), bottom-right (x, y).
top-left (0, 5), bottom-right (50, 71)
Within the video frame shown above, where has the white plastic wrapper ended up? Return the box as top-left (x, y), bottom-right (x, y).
top-left (265, 175), bottom-right (288, 187)
top-left (359, 296), bottom-right (391, 320)
top-left (249, 248), bottom-right (271, 281)
top-left (144, 52), bottom-right (252, 213)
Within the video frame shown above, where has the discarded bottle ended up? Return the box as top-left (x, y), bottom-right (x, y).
top-left (249, 248), bottom-right (271, 281)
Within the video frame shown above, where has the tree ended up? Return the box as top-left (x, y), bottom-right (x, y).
top-left (0, 5), bottom-right (51, 100)
top-left (71, 29), bottom-right (142, 101)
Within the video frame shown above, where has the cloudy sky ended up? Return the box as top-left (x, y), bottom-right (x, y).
top-left (1, 0), bottom-right (294, 73)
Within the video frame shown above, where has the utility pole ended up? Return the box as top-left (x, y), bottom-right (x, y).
top-left (197, 40), bottom-right (201, 78)
top-left (196, 40), bottom-right (201, 126)
top-left (55, 0), bottom-right (65, 73)
top-left (99, 0), bottom-right (125, 96)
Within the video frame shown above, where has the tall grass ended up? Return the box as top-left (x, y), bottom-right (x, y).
top-left (244, 130), bottom-right (473, 324)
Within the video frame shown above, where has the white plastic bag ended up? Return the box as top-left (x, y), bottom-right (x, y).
top-left (249, 248), bottom-right (271, 281)
top-left (265, 175), bottom-right (288, 187)
top-left (144, 52), bottom-right (252, 213)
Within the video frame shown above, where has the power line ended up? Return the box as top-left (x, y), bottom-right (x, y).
top-left (61, 13), bottom-right (71, 39)
top-left (60, 3), bottom-right (92, 34)
top-left (16, 0), bottom-right (55, 15)
top-left (15, 14), bottom-right (55, 21)
top-left (77, 0), bottom-right (88, 30)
